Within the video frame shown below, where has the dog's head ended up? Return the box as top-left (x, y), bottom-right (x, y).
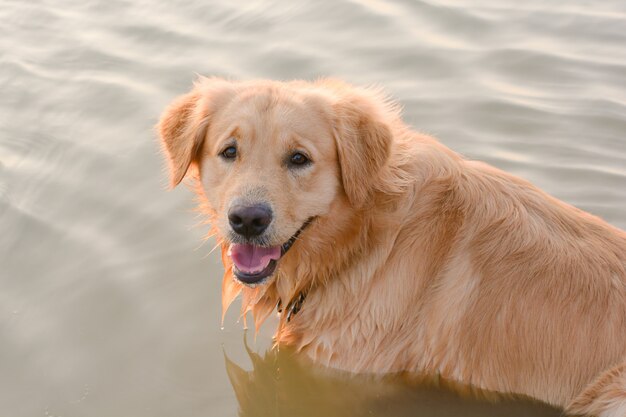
top-left (158, 77), bottom-right (395, 289)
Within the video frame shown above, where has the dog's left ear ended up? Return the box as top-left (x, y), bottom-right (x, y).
top-left (157, 77), bottom-right (234, 188)
top-left (333, 93), bottom-right (393, 208)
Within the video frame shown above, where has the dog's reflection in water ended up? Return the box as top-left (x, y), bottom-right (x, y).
top-left (224, 334), bottom-right (562, 417)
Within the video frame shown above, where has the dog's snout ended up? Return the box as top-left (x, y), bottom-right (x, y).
top-left (228, 204), bottom-right (273, 238)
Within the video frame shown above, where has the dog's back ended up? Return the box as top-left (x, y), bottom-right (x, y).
top-left (442, 159), bottom-right (626, 415)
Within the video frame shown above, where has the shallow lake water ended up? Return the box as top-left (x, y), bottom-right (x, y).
top-left (1, 0), bottom-right (625, 416)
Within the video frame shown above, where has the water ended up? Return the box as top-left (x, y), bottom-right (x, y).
top-left (1, 0), bottom-right (625, 415)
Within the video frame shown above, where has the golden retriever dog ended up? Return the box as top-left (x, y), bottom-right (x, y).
top-left (157, 77), bottom-right (626, 416)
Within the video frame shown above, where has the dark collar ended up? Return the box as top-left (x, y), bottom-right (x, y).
top-left (277, 291), bottom-right (306, 322)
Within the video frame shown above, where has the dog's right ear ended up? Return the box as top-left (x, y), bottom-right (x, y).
top-left (157, 78), bottom-right (234, 188)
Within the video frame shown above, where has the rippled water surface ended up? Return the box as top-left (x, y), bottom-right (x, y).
top-left (1, 0), bottom-right (625, 415)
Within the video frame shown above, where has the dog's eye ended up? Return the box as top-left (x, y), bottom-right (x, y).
top-left (220, 146), bottom-right (237, 160)
top-left (289, 152), bottom-right (310, 167)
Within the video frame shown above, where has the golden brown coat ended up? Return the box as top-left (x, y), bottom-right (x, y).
top-left (158, 77), bottom-right (626, 416)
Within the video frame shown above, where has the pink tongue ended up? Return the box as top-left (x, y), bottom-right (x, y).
top-left (228, 244), bottom-right (281, 274)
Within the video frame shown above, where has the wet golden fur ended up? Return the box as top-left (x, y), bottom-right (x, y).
top-left (158, 77), bottom-right (626, 416)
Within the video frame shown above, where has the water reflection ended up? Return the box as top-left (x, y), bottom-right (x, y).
top-left (224, 333), bottom-right (562, 417)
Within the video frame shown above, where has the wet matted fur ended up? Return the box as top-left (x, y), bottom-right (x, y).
top-left (157, 77), bottom-right (626, 416)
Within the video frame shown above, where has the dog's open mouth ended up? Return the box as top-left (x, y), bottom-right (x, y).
top-left (228, 218), bottom-right (314, 285)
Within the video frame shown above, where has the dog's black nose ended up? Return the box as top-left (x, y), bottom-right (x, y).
top-left (228, 204), bottom-right (273, 238)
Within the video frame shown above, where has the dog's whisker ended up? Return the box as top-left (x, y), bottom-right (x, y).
top-left (207, 241), bottom-right (221, 255)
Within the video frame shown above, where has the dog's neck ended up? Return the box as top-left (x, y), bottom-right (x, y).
top-left (272, 197), bottom-right (410, 345)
